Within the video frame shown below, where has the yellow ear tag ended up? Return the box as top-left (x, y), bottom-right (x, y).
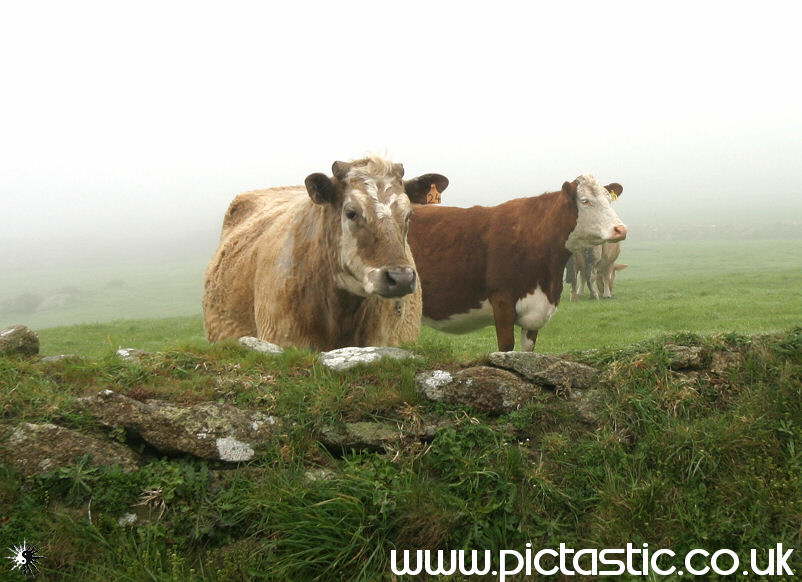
top-left (607, 189), bottom-right (619, 201)
top-left (426, 183), bottom-right (441, 204)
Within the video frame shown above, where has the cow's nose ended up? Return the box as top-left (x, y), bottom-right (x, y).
top-left (380, 267), bottom-right (416, 297)
top-left (612, 225), bottom-right (628, 240)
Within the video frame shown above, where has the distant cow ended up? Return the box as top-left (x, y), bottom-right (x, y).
top-left (594, 242), bottom-right (628, 298)
top-left (566, 241), bottom-right (628, 300)
top-left (408, 176), bottom-right (627, 351)
top-left (203, 156), bottom-right (449, 350)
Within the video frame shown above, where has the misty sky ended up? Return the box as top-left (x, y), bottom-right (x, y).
top-left (2, 1), bottom-right (801, 245)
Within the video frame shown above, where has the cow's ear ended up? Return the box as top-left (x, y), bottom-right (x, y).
top-left (562, 180), bottom-right (578, 201)
top-left (332, 161), bottom-right (351, 181)
top-left (305, 173), bottom-right (339, 205)
top-left (405, 173), bottom-right (449, 204)
top-left (605, 183), bottom-right (623, 199)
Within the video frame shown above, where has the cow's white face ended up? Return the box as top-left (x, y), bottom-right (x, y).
top-left (304, 157), bottom-right (449, 298)
top-left (565, 175), bottom-right (627, 252)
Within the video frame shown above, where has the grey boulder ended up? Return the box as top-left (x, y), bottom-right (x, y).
top-left (416, 366), bottom-right (538, 414)
top-left (0, 325), bottom-right (39, 357)
top-left (489, 352), bottom-right (600, 390)
top-left (76, 390), bottom-right (282, 462)
top-left (0, 423), bottom-right (139, 477)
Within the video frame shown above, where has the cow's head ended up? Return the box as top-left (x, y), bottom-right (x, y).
top-left (305, 157), bottom-right (449, 298)
top-left (563, 175), bottom-right (627, 252)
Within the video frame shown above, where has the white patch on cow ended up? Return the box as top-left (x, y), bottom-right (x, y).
top-left (423, 300), bottom-right (494, 333)
top-left (215, 436), bottom-right (254, 462)
top-left (515, 287), bottom-right (556, 331)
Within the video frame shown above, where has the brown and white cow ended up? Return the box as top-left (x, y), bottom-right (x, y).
top-left (203, 156), bottom-right (448, 350)
top-left (408, 175), bottom-right (627, 351)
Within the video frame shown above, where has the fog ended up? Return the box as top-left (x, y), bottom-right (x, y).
top-left (2, 2), bottom-right (801, 322)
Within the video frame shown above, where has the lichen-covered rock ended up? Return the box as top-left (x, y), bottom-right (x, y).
top-left (238, 336), bottom-right (284, 354)
top-left (0, 423), bottom-right (139, 477)
top-left (319, 419), bottom-right (448, 451)
top-left (0, 325), bottom-right (39, 357)
top-left (116, 348), bottom-right (148, 362)
top-left (489, 352), bottom-right (599, 390)
top-left (569, 388), bottom-right (606, 424)
top-left (414, 370), bottom-right (454, 401)
top-left (664, 344), bottom-right (705, 370)
top-left (75, 390), bottom-right (282, 462)
top-left (417, 366), bottom-right (538, 414)
top-left (319, 346), bottom-right (416, 371)
top-left (710, 350), bottom-right (742, 375)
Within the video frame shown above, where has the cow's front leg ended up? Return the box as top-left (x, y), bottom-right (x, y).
top-left (520, 328), bottom-right (539, 351)
top-left (489, 293), bottom-right (516, 351)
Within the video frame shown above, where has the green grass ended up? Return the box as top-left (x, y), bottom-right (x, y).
top-left (1, 329), bottom-right (801, 580)
top-left (24, 239), bottom-right (802, 358)
top-left (1, 238), bottom-right (801, 580)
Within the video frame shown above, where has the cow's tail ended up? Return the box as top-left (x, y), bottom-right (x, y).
top-left (565, 255), bottom-right (576, 285)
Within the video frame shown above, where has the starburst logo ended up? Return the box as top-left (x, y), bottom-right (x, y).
top-left (5, 540), bottom-right (45, 577)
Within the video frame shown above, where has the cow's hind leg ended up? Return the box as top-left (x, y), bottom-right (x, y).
top-left (490, 293), bottom-right (516, 352)
top-left (601, 266), bottom-right (613, 299)
top-left (520, 328), bottom-right (539, 351)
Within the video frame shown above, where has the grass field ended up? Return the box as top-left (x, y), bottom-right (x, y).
top-left (1, 238), bottom-right (801, 580)
top-left (12, 238), bottom-right (800, 358)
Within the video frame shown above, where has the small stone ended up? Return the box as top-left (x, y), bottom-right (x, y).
top-left (116, 348), bottom-right (148, 362)
top-left (238, 336), bottom-right (284, 354)
top-left (304, 468), bottom-right (337, 482)
top-left (118, 513), bottom-right (138, 526)
top-left (664, 344), bottom-right (705, 370)
top-left (489, 352), bottom-right (600, 390)
top-left (417, 366), bottom-right (537, 414)
top-left (319, 346), bottom-right (416, 371)
top-left (319, 419), bottom-right (448, 451)
top-left (0, 325), bottom-right (39, 357)
top-left (40, 354), bottom-right (79, 363)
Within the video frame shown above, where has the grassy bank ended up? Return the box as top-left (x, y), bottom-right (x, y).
top-left (0, 328), bottom-right (801, 580)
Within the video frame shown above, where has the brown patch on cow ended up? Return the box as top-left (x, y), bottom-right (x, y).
top-left (409, 189), bottom-right (578, 325)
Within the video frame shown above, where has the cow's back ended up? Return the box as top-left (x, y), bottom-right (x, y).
top-left (203, 187), bottom-right (308, 342)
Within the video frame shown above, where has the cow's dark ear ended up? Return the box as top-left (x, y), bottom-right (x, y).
top-left (305, 173), bottom-right (339, 205)
top-left (405, 173), bottom-right (449, 204)
top-left (332, 161), bottom-right (351, 181)
top-left (605, 183), bottom-right (623, 199)
top-left (562, 180), bottom-right (578, 200)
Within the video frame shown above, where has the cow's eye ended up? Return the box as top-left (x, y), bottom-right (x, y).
top-left (345, 209), bottom-right (359, 220)
top-left (581, 199), bottom-right (592, 206)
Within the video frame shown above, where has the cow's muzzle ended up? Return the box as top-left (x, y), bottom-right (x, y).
top-left (608, 224), bottom-right (628, 242)
top-left (370, 266), bottom-right (417, 298)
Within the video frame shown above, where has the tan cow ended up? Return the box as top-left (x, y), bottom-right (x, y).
top-left (203, 156), bottom-right (449, 350)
